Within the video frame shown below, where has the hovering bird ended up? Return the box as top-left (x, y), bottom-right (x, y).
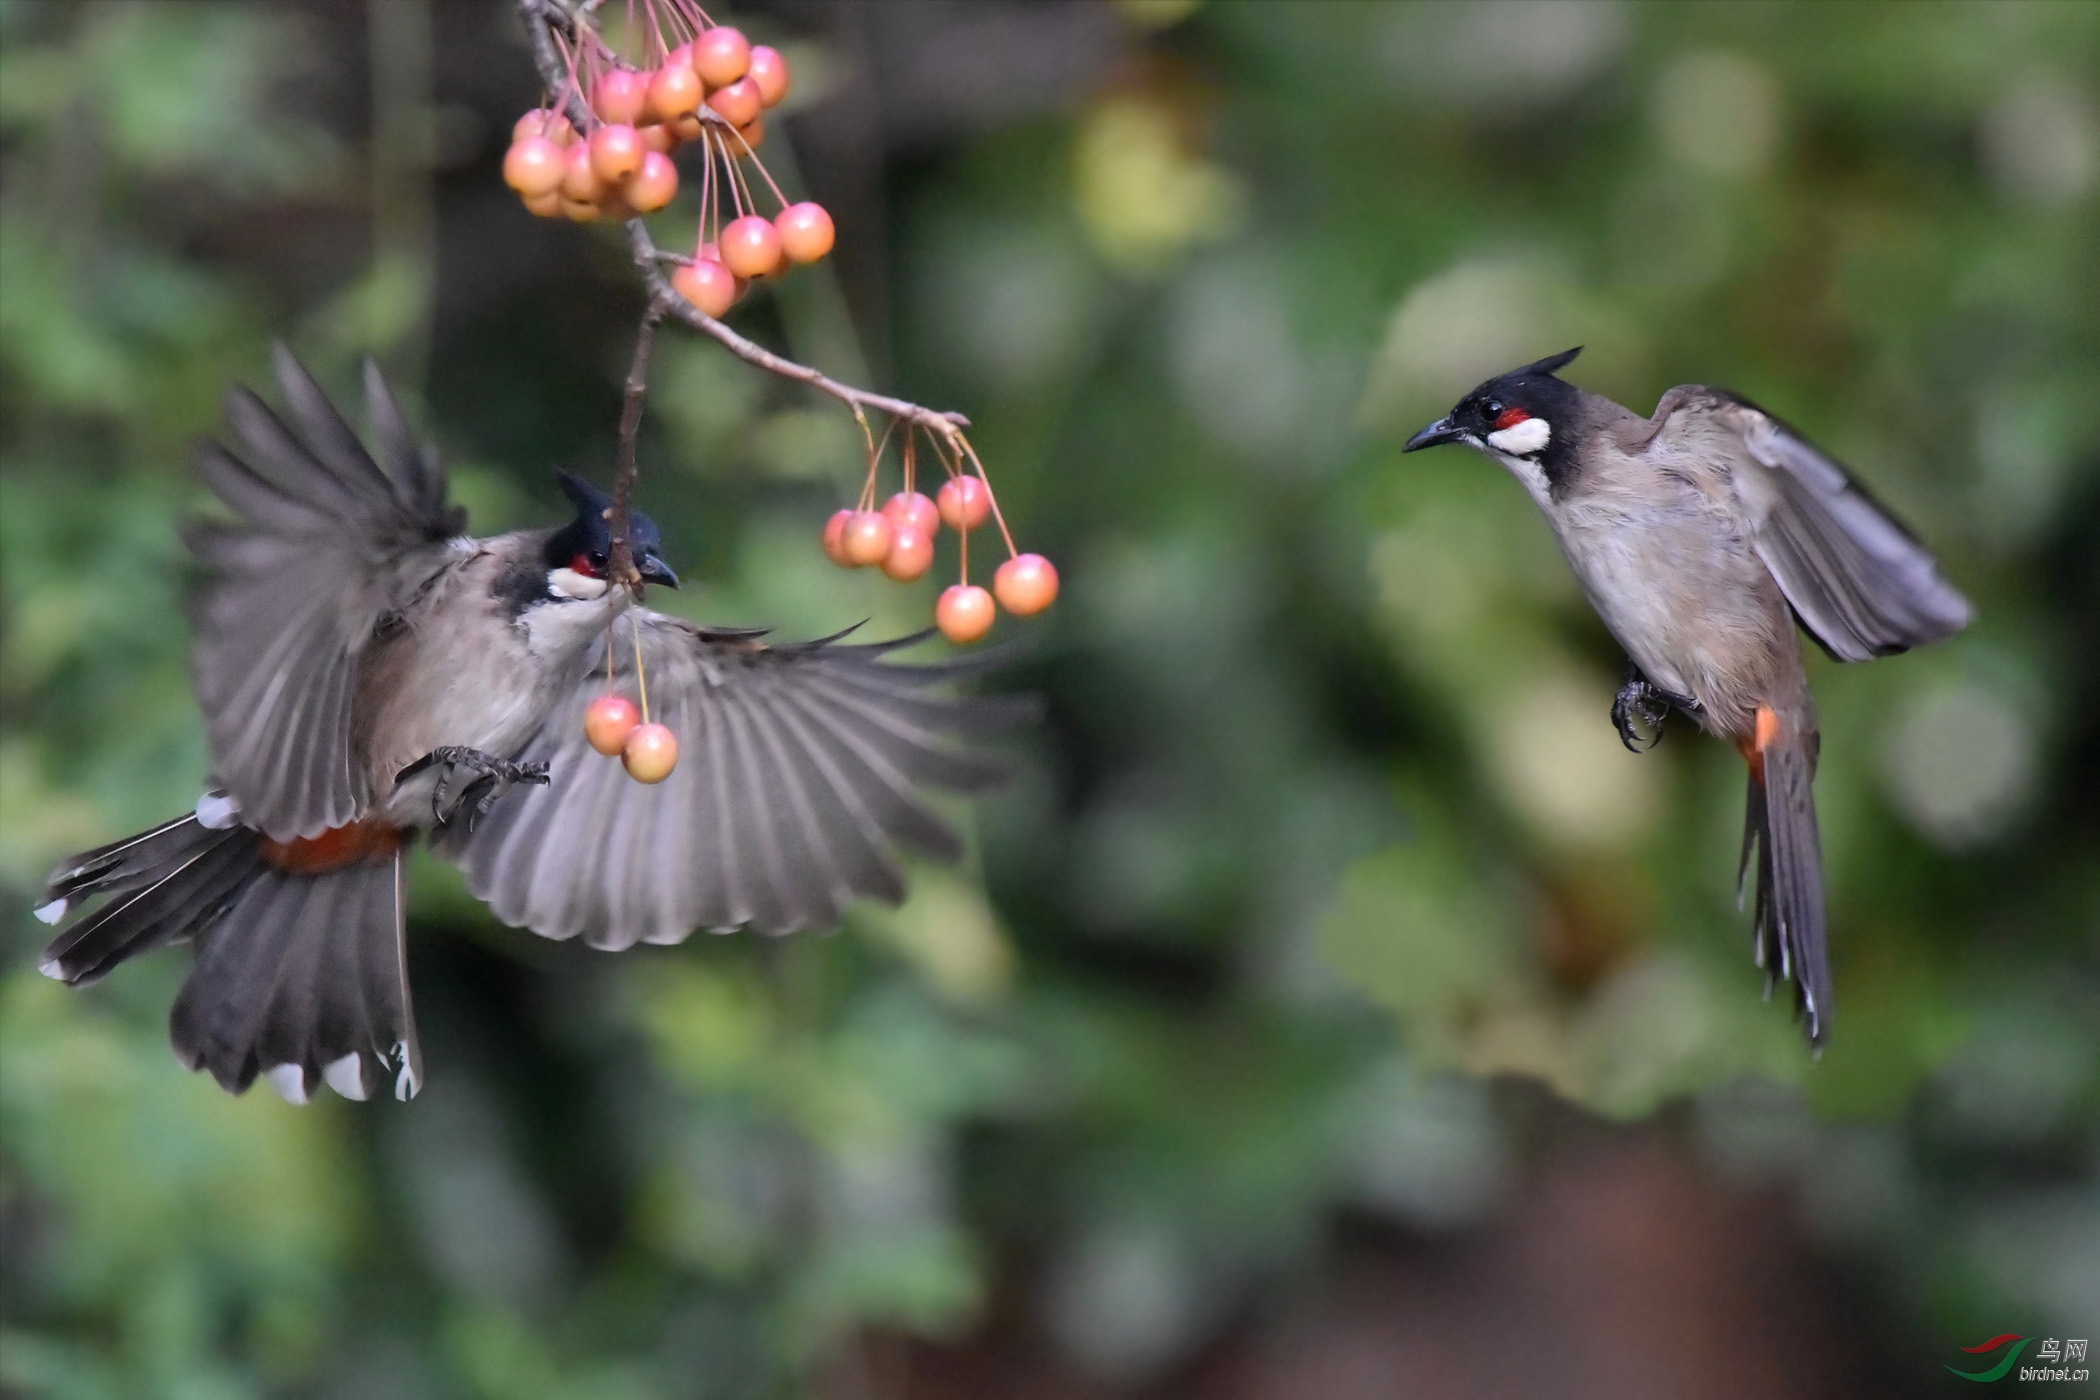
top-left (35, 347), bottom-right (1023, 1101)
top-left (1403, 348), bottom-right (1970, 1047)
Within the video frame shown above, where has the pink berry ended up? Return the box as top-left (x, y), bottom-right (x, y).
top-left (936, 476), bottom-right (991, 532)
top-left (935, 585), bottom-right (996, 644)
top-left (671, 257), bottom-right (739, 317)
top-left (693, 26), bottom-right (752, 87)
top-left (717, 214), bottom-right (782, 278)
top-left (504, 137), bottom-right (566, 197)
top-left (622, 723), bottom-right (679, 783)
top-left (775, 202), bottom-right (835, 263)
top-left (993, 553), bottom-right (1059, 615)
top-left (882, 525), bottom-right (934, 581)
top-left (882, 491), bottom-right (940, 537)
top-left (841, 510), bottom-right (893, 567)
top-left (591, 69), bottom-right (649, 126)
top-left (822, 508), bottom-right (855, 566)
top-left (706, 77), bottom-right (763, 129)
top-left (748, 45), bottom-right (791, 107)
top-left (585, 695), bottom-right (641, 755)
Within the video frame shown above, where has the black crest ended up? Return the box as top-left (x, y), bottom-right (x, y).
top-left (544, 470), bottom-right (665, 568)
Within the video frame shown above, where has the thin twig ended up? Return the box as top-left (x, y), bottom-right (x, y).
top-left (628, 219), bottom-right (970, 434)
top-left (607, 306), bottom-right (662, 590)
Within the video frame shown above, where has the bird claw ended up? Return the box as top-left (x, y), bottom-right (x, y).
top-left (397, 747), bottom-right (549, 826)
top-left (1611, 672), bottom-right (1687, 753)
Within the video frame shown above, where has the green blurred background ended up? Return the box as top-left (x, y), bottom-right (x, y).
top-left (3, 1), bottom-right (2097, 1396)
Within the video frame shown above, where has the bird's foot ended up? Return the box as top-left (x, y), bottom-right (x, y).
top-left (1611, 673), bottom-right (1697, 753)
top-left (396, 747), bottom-right (549, 826)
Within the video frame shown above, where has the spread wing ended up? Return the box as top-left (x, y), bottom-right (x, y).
top-left (1695, 391), bottom-right (1971, 662)
top-left (186, 345), bottom-right (465, 840)
top-left (435, 615), bottom-right (1030, 945)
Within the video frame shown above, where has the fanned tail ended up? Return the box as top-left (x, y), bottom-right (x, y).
top-left (37, 803), bottom-right (422, 1101)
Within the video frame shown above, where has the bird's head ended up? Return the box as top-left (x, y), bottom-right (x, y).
top-left (542, 471), bottom-right (679, 599)
top-left (1401, 347), bottom-right (1584, 468)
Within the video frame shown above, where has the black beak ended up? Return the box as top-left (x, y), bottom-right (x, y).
top-left (1402, 415), bottom-right (1463, 453)
top-left (637, 550), bottom-right (679, 589)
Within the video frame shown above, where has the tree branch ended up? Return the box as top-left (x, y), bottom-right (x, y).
top-left (606, 305), bottom-right (662, 590)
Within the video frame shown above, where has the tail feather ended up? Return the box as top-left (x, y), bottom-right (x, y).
top-left (38, 810), bottom-right (422, 1101)
top-left (41, 810), bottom-right (221, 913)
top-left (43, 834), bottom-right (258, 985)
top-left (1742, 727), bottom-right (1831, 1048)
top-left (169, 856), bottom-right (421, 1101)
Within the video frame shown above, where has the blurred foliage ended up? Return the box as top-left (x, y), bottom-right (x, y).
top-left (3, 1), bottom-right (2098, 1396)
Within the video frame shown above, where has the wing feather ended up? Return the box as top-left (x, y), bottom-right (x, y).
top-left (439, 612), bottom-right (1025, 946)
top-left (1699, 394), bottom-right (1971, 661)
top-left (187, 347), bottom-right (462, 838)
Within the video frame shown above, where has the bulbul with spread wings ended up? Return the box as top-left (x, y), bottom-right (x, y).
top-left (35, 347), bottom-right (1025, 1102)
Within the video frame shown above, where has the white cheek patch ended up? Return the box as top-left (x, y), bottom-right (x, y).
top-left (548, 567), bottom-right (609, 600)
top-left (1486, 416), bottom-right (1551, 456)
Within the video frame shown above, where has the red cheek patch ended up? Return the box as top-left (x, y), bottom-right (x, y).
top-left (569, 552), bottom-right (601, 578)
top-left (1493, 407), bottom-right (1531, 432)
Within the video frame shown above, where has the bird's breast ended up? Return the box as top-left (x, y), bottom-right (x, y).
top-left (1548, 490), bottom-right (1795, 726)
top-left (353, 564), bottom-right (622, 825)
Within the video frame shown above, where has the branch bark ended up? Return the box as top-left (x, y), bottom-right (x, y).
top-left (606, 305), bottom-right (662, 590)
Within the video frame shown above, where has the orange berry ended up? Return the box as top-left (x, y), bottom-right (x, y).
top-left (645, 62), bottom-right (703, 122)
top-left (706, 77), bottom-right (763, 129)
top-left (697, 242), bottom-right (746, 289)
top-left (625, 150), bottom-right (679, 212)
top-left (882, 525), bottom-right (934, 581)
top-left (733, 115), bottom-right (765, 153)
top-left (882, 491), bottom-right (939, 537)
top-left (561, 195), bottom-right (602, 223)
top-left (637, 122), bottom-right (679, 154)
top-left (718, 214), bottom-right (782, 278)
top-left (591, 69), bottom-right (649, 126)
top-left (514, 110), bottom-right (575, 146)
top-left (669, 111), bottom-right (708, 143)
top-left (693, 26), bottom-right (752, 87)
top-left (622, 722), bottom-right (679, 783)
top-left (993, 553), bottom-right (1059, 615)
top-left (590, 123), bottom-right (645, 183)
top-left (671, 257), bottom-right (739, 317)
top-left (841, 510), bottom-right (893, 567)
top-left (522, 189), bottom-right (564, 217)
top-left (561, 139), bottom-right (605, 201)
top-left (775, 202), bottom-right (835, 263)
top-left (504, 137), bottom-right (566, 197)
top-left (936, 475), bottom-right (991, 531)
top-left (748, 45), bottom-right (790, 107)
top-left (822, 508), bottom-right (856, 566)
top-left (936, 585), bottom-right (996, 644)
top-left (585, 695), bottom-right (641, 755)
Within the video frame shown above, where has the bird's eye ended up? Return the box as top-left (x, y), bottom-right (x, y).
top-left (569, 552), bottom-right (600, 579)
top-left (1484, 400), bottom-right (1502, 419)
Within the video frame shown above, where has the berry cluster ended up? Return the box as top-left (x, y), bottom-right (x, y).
top-left (585, 690), bottom-right (678, 784)
top-left (501, 5), bottom-right (834, 313)
top-left (823, 427), bottom-right (1058, 644)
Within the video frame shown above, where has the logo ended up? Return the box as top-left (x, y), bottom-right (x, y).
top-left (1946, 1334), bottom-right (2089, 1383)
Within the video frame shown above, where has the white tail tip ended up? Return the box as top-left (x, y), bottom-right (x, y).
top-left (265, 1064), bottom-right (310, 1105)
top-left (195, 792), bottom-right (242, 829)
top-left (323, 1054), bottom-right (370, 1102)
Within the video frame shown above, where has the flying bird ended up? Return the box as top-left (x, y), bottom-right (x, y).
top-left (1403, 348), bottom-right (1970, 1047)
top-left (34, 347), bottom-right (1023, 1101)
